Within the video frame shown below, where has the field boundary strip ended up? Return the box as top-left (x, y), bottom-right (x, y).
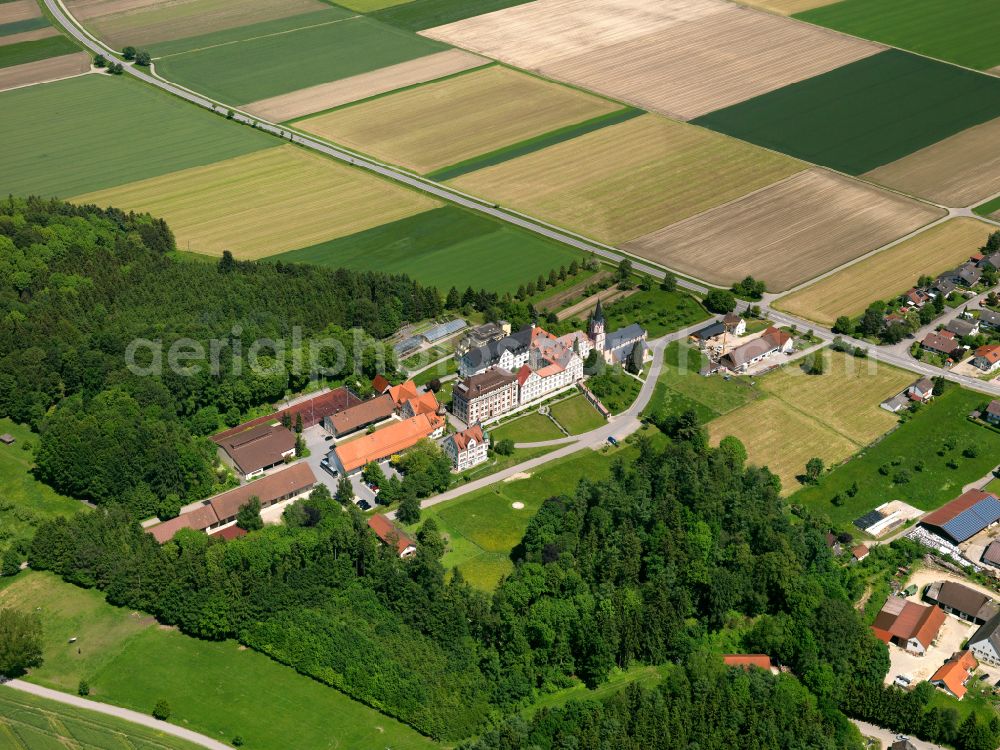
top-left (153, 13), bottom-right (359, 60)
top-left (427, 107), bottom-right (644, 181)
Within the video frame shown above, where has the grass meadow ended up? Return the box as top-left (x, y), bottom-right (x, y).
top-left (156, 16), bottom-right (446, 104)
top-left (549, 394), bottom-right (605, 435)
top-left (0, 687), bottom-right (204, 750)
top-left (489, 412), bottom-right (565, 444)
top-left (272, 206), bottom-right (582, 293)
top-left (790, 387), bottom-right (1000, 529)
top-left (693, 50), bottom-right (1000, 175)
top-left (0, 572), bottom-right (437, 750)
top-left (796, 0), bottom-right (1000, 71)
top-left (0, 75), bottom-right (275, 197)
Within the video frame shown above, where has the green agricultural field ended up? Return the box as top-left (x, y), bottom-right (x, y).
top-left (693, 50), bottom-right (1000, 175)
top-left (0, 572), bottom-right (437, 750)
top-left (489, 412), bottom-right (564, 444)
top-left (371, 0), bottom-right (535, 31)
top-left (790, 387), bottom-right (1000, 529)
top-left (0, 34), bottom-right (76, 67)
top-left (0, 16), bottom-right (48, 37)
top-left (796, 0), bottom-right (1000, 71)
top-left (602, 287), bottom-right (708, 338)
top-left (0, 687), bottom-right (205, 750)
top-left (974, 195), bottom-right (1000, 220)
top-left (643, 342), bottom-right (763, 424)
top-left (0, 75), bottom-right (275, 198)
top-left (549, 395), bottom-right (605, 435)
top-left (0, 419), bottom-right (84, 553)
top-left (155, 16), bottom-right (447, 104)
top-left (271, 206), bottom-right (581, 294)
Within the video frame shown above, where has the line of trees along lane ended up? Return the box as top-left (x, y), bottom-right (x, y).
top-left (28, 408), bottom-right (895, 744)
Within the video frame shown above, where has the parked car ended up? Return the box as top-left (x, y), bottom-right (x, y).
top-left (893, 676), bottom-right (912, 688)
top-left (319, 458), bottom-right (339, 477)
top-left (357, 500), bottom-right (372, 511)
top-left (324, 435), bottom-right (333, 441)
top-left (607, 436), bottom-right (619, 447)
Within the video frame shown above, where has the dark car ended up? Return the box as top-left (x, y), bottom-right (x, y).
top-left (607, 436), bottom-right (619, 447)
top-left (357, 500), bottom-right (372, 511)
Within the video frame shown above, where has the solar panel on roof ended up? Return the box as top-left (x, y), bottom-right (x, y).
top-left (940, 496), bottom-right (1000, 542)
top-left (971, 496), bottom-right (1000, 525)
top-left (854, 510), bottom-right (884, 530)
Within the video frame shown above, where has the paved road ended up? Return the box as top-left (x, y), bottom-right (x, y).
top-left (4, 680), bottom-right (231, 750)
top-left (42, 0), bottom-right (706, 297)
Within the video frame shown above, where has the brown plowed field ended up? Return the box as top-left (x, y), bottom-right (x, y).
top-left (244, 49), bottom-right (487, 122)
top-left (864, 116), bottom-right (1000, 208)
top-left (0, 53), bottom-right (91, 92)
top-left (423, 0), bottom-right (881, 119)
top-left (0, 0), bottom-right (41, 24)
top-left (623, 168), bottom-right (945, 292)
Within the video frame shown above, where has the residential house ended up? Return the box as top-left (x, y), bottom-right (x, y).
top-left (969, 612), bottom-right (1000, 666)
top-left (722, 313), bottom-right (747, 336)
top-left (372, 374), bottom-right (391, 394)
top-left (979, 309), bottom-right (1000, 330)
top-left (907, 378), bottom-right (935, 403)
top-left (920, 330), bottom-right (960, 359)
top-left (443, 424), bottom-right (489, 471)
top-left (941, 262), bottom-right (982, 288)
top-left (367, 515), bottom-right (416, 558)
top-left (973, 345), bottom-right (1000, 372)
top-left (720, 327), bottom-right (793, 373)
top-left (332, 413), bottom-right (444, 475)
top-left (905, 288), bottom-right (931, 308)
top-left (980, 251), bottom-right (1000, 271)
top-left (722, 655), bottom-right (775, 672)
top-left (984, 400), bottom-right (1000, 426)
top-left (216, 423), bottom-right (297, 480)
top-left (945, 317), bottom-right (979, 338)
top-left (452, 368), bottom-right (519, 424)
top-left (401, 390), bottom-right (441, 420)
top-left (852, 544), bottom-right (869, 562)
top-left (871, 597), bottom-right (946, 655)
top-left (933, 278), bottom-right (957, 298)
top-left (931, 651), bottom-right (979, 699)
top-left (387, 380), bottom-right (419, 410)
top-left (923, 580), bottom-right (1000, 625)
top-left (323, 394), bottom-right (395, 438)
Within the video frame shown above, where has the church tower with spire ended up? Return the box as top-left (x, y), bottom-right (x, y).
top-left (588, 299), bottom-right (606, 353)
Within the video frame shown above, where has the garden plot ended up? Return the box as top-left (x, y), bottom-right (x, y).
top-left (623, 168), bottom-right (945, 292)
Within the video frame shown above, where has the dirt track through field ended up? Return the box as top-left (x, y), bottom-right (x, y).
top-left (244, 49), bottom-right (487, 122)
top-left (865, 116), bottom-right (1000, 207)
top-left (623, 168), bottom-right (945, 292)
top-left (424, 0), bottom-right (881, 119)
top-left (0, 53), bottom-right (90, 91)
top-left (0, 0), bottom-right (41, 24)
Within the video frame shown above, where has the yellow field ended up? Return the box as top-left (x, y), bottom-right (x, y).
top-left (709, 351), bottom-right (912, 493)
top-left (775, 218), bottom-right (993, 326)
top-left (449, 113), bottom-right (805, 245)
top-left (71, 146), bottom-right (439, 258)
top-left (297, 66), bottom-right (620, 174)
top-left (736, 0), bottom-right (840, 14)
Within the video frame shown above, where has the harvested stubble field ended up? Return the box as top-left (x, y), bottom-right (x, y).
top-left (423, 0), bottom-right (881, 120)
top-left (623, 168), bottom-right (945, 292)
top-left (449, 113), bottom-right (804, 246)
top-left (156, 15), bottom-right (446, 104)
top-left (693, 49), bottom-right (1000, 176)
top-left (737, 0), bottom-right (839, 13)
top-left (73, 146), bottom-right (439, 259)
top-left (864, 116), bottom-right (1000, 207)
top-left (245, 49), bottom-right (486, 122)
top-left (298, 66), bottom-right (619, 174)
top-left (796, 0), bottom-right (1000, 71)
top-left (67, 0), bottom-right (330, 48)
top-left (775, 218), bottom-right (995, 326)
top-left (0, 0), bottom-right (39, 24)
top-left (0, 51), bottom-right (89, 90)
top-left (708, 351), bottom-right (912, 494)
top-left (0, 74), bottom-right (274, 197)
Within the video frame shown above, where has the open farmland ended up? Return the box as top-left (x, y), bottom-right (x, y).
top-left (864, 117), bottom-right (1000, 207)
top-left (298, 66), bottom-right (620, 174)
top-left (708, 351), bottom-right (912, 494)
top-left (0, 74), bottom-right (274, 197)
top-left (693, 49), bottom-right (1000, 175)
top-left (0, 34), bottom-right (78, 67)
top-left (0, 688), bottom-right (205, 750)
top-left (338, 0), bottom-right (412, 10)
top-left (0, 572), bottom-right (436, 750)
top-left (73, 146), bottom-right (439, 259)
top-left (450, 113), bottom-right (804, 245)
top-left (0, 26), bottom-right (58, 47)
top-left (623, 168), bottom-right (945, 292)
top-left (775, 218), bottom-right (995, 326)
top-left (0, 52), bottom-right (89, 90)
top-left (372, 0), bottom-right (536, 31)
top-left (67, 0), bottom-right (332, 49)
top-left (0, 0), bottom-right (40, 24)
top-left (272, 206), bottom-right (581, 294)
top-left (422, 0), bottom-right (881, 120)
top-left (155, 16), bottom-right (447, 104)
top-left (245, 49), bottom-right (486, 122)
top-left (737, 0), bottom-right (839, 13)
top-left (796, 0), bottom-right (1000, 71)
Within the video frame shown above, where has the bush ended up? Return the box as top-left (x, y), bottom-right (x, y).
top-left (152, 699), bottom-right (171, 720)
top-left (78, 679), bottom-right (89, 696)
top-left (232, 736), bottom-right (245, 747)
top-left (704, 290), bottom-right (736, 314)
top-left (492, 438), bottom-right (514, 456)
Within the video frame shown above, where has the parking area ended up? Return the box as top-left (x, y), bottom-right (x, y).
top-left (301, 424), bottom-right (399, 510)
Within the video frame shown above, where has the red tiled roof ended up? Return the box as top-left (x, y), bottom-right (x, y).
top-left (148, 504), bottom-right (219, 544)
top-left (334, 414), bottom-right (441, 473)
top-left (872, 598), bottom-right (946, 649)
top-left (931, 651), bottom-right (978, 699)
top-left (852, 544), bottom-right (870, 559)
top-left (975, 345), bottom-right (1000, 364)
top-left (212, 525), bottom-right (247, 541)
top-left (372, 374), bottom-right (390, 394)
top-left (452, 425), bottom-right (485, 452)
top-left (516, 363), bottom-right (532, 386)
top-left (388, 380), bottom-right (419, 408)
top-left (367, 514), bottom-right (415, 556)
top-left (406, 390), bottom-right (439, 417)
top-left (722, 654), bottom-right (773, 670)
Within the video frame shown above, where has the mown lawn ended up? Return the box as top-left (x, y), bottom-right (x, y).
top-left (790, 387), bottom-right (1000, 529)
top-left (0, 418), bottom-right (84, 553)
top-left (796, 0), bottom-right (1000, 71)
top-left (0, 75), bottom-right (275, 198)
top-left (0, 686), bottom-right (204, 750)
top-left (549, 394), bottom-right (605, 435)
top-left (273, 206), bottom-right (580, 294)
top-left (602, 287), bottom-right (708, 338)
top-left (0, 572), bottom-right (437, 750)
top-left (489, 412), bottom-right (564, 443)
top-left (693, 50), bottom-right (1000, 175)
